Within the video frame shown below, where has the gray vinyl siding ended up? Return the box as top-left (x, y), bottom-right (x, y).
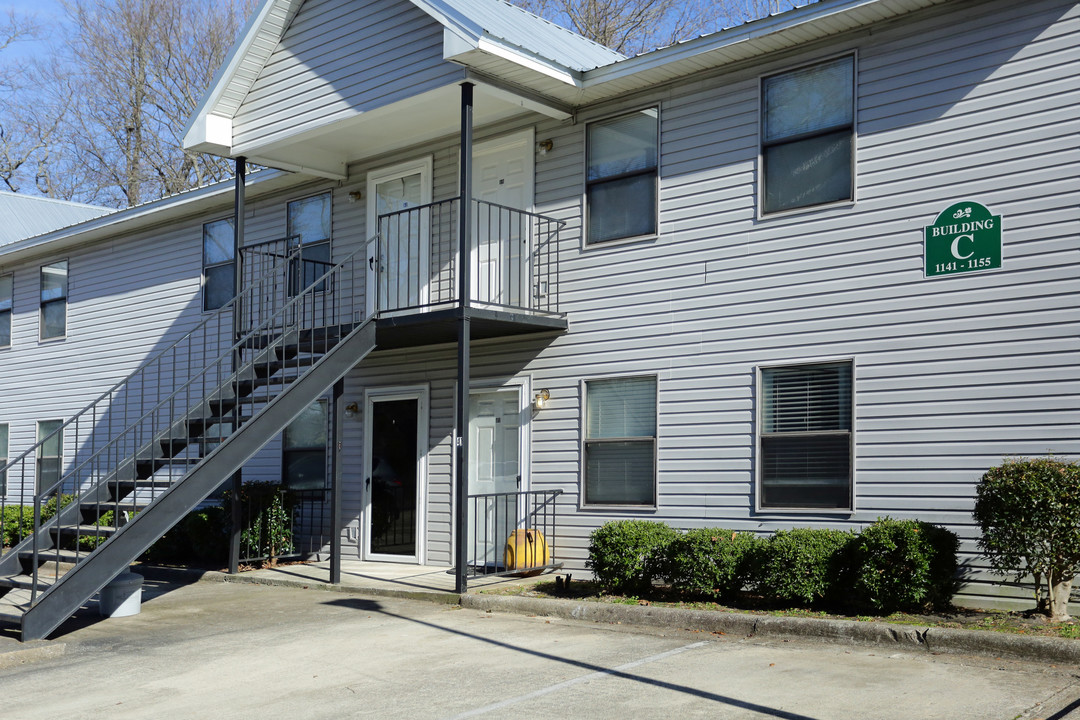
top-left (322, 0), bottom-right (1080, 610)
top-left (233, 0), bottom-right (465, 150)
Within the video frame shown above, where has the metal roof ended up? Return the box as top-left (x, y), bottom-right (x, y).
top-left (0, 192), bottom-right (112, 248)
top-left (430, 0), bottom-right (624, 72)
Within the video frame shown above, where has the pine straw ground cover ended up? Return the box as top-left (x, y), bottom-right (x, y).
top-left (477, 579), bottom-right (1080, 640)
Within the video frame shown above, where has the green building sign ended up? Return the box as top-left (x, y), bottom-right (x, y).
top-left (924, 201), bottom-right (1002, 277)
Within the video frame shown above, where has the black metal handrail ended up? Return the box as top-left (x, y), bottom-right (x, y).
top-left (375, 197), bottom-right (563, 316)
top-left (466, 488), bottom-right (563, 578)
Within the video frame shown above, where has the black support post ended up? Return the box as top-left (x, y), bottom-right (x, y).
top-left (330, 378), bottom-right (344, 584)
top-left (228, 157), bottom-right (246, 575)
top-left (454, 83), bottom-right (474, 594)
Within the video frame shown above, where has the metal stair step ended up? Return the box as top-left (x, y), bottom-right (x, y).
top-left (135, 456), bottom-right (202, 480)
top-left (49, 524), bottom-right (118, 539)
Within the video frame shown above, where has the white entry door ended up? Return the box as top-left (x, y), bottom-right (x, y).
top-left (467, 388), bottom-right (522, 569)
top-left (472, 130), bottom-right (534, 308)
top-left (366, 158), bottom-right (432, 316)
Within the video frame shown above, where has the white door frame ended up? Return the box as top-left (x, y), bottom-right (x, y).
top-left (365, 157), bottom-right (433, 317)
top-left (362, 384), bottom-right (429, 564)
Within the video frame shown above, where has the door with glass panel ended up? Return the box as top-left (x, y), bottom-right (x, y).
top-left (363, 391), bottom-right (424, 562)
top-left (366, 160), bottom-right (432, 316)
top-left (467, 388), bottom-right (522, 570)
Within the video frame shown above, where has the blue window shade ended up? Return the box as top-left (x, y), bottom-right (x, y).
top-left (760, 362), bottom-right (852, 510)
top-left (585, 376), bottom-right (657, 505)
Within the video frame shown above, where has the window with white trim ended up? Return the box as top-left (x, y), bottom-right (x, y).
top-left (40, 260), bottom-right (68, 340)
top-left (203, 217), bottom-right (235, 311)
top-left (0, 423), bottom-right (8, 495)
top-left (283, 400), bottom-right (327, 491)
top-left (583, 376), bottom-right (657, 506)
top-left (36, 419), bottom-right (63, 494)
top-left (761, 55), bottom-right (854, 214)
top-left (758, 361), bottom-right (852, 510)
top-left (287, 192), bottom-right (331, 292)
top-left (586, 108), bottom-right (658, 244)
top-left (0, 273), bottom-right (11, 348)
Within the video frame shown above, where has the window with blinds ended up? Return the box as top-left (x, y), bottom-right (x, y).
top-left (584, 376), bottom-right (657, 506)
top-left (36, 419), bottom-right (63, 494)
top-left (761, 55), bottom-right (854, 214)
top-left (759, 361), bottom-right (852, 509)
top-left (283, 400), bottom-right (328, 491)
top-left (586, 108), bottom-right (658, 244)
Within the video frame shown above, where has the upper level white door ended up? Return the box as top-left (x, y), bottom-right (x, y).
top-left (472, 129), bottom-right (534, 308)
top-left (366, 158), bottom-right (433, 316)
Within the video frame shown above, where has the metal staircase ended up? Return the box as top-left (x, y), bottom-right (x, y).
top-left (0, 241), bottom-right (372, 640)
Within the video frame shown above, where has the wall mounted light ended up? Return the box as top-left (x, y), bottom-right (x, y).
top-left (537, 139), bottom-right (553, 155)
top-left (533, 389), bottom-right (550, 410)
top-left (347, 190), bottom-right (363, 203)
top-left (344, 401), bottom-right (359, 419)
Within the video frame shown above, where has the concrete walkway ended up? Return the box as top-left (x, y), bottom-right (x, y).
top-left (3, 559), bottom-right (1079, 670)
top-left (2, 580), bottom-right (1078, 720)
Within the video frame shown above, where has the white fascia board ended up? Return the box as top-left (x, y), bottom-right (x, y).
top-left (181, 0), bottom-right (286, 152)
top-left (475, 35), bottom-right (583, 88)
top-left (582, 0), bottom-right (937, 89)
top-left (184, 113), bottom-right (234, 156)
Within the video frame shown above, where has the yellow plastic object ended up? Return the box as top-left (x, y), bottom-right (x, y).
top-left (504, 529), bottom-right (549, 576)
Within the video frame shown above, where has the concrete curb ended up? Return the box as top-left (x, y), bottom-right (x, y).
top-left (459, 594), bottom-right (1080, 665)
top-left (0, 642), bottom-right (65, 670)
top-left (132, 565), bottom-right (1080, 665)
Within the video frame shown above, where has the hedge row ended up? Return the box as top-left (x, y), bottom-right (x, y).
top-left (587, 518), bottom-right (959, 614)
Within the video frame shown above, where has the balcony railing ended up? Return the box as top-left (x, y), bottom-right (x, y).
top-left (466, 489), bottom-right (563, 578)
top-left (374, 198), bottom-right (563, 316)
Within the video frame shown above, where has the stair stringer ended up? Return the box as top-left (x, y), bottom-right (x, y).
top-left (20, 319), bottom-right (377, 641)
top-left (0, 336), bottom-right (301, 581)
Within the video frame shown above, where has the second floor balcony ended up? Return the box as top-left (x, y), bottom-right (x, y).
top-left (369, 197), bottom-right (567, 348)
top-left (237, 197), bottom-right (567, 353)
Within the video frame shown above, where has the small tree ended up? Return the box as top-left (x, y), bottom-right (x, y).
top-left (973, 458), bottom-right (1080, 622)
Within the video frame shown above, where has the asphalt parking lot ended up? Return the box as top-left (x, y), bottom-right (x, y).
top-left (1, 579), bottom-right (1078, 719)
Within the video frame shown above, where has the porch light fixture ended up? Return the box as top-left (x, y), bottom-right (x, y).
top-left (343, 401), bottom-right (359, 419)
top-left (347, 190), bottom-right (363, 202)
top-left (537, 139), bottom-right (553, 155)
top-left (533, 389), bottom-right (550, 410)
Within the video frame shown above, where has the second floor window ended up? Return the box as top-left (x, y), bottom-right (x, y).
top-left (586, 108), bottom-right (658, 244)
top-left (40, 260), bottom-right (68, 340)
top-left (762, 55), bottom-right (855, 214)
top-left (0, 273), bottom-right (11, 348)
top-left (203, 218), bottom-right (236, 311)
top-left (287, 192), bottom-right (331, 292)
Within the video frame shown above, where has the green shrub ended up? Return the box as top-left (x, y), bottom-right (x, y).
top-left (751, 527), bottom-right (853, 607)
top-left (2, 495), bottom-right (74, 547)
top-left (846, 518), bottom-right (958, 614)
top-left (587, 520), bottom-right (677, 594)
top-left (664, 528), bottom-right (760, 600)
top-left (974, 457), bottom-right (1080, 621)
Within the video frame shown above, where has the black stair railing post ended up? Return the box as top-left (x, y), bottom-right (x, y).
top-left (330, 378), bottom-right (343, 584)
top-left (455, 82), bottom-right (473, 594)
top-left (229, 156), bottom-right (246, 575)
